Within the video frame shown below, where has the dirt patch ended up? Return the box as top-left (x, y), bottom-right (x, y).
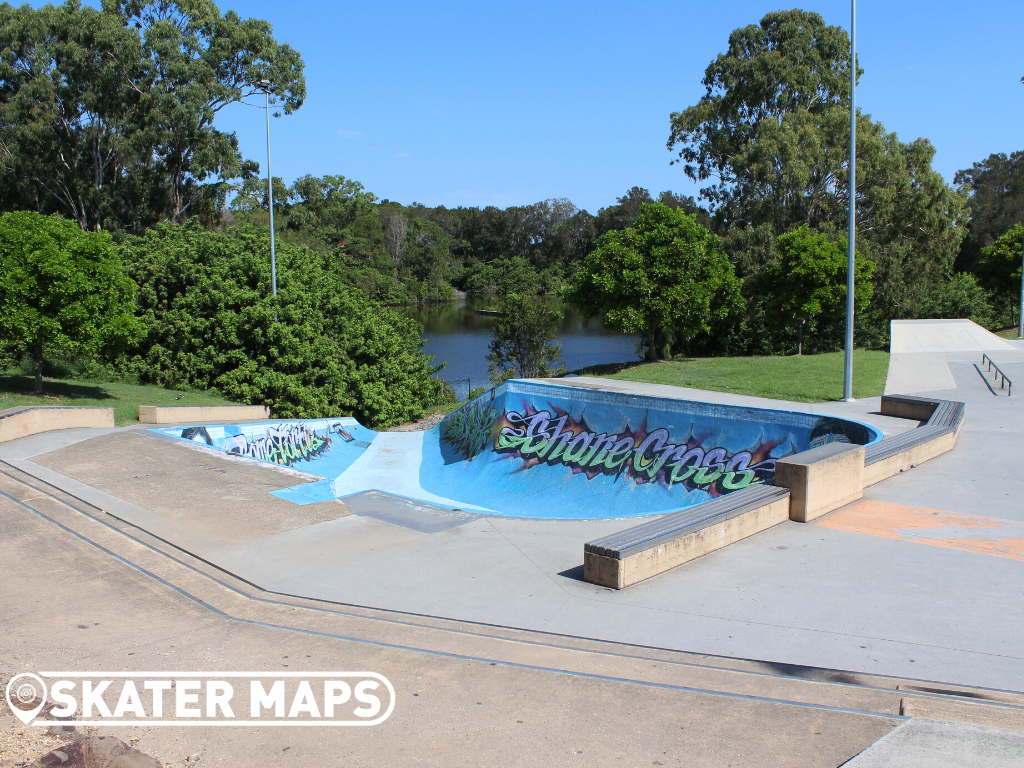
top-left (386, 411), bottom-right (445, 432)
top-left (30, 432), bottom-right (351, 545)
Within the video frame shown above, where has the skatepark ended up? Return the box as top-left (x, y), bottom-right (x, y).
top-left (2, 319), bottom-right (1023, 766)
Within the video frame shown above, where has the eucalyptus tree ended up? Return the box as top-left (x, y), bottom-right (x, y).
top-left (0, 0), bottom-right (305, 231)
top-left (667, 9), bottom-right (968, 326)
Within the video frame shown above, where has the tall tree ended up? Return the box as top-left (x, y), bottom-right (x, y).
top-left (667, 9), bottom-right (856, 223)
top-left (112, 0), bottom-right (305, 225)
top-left (954, 151), bottom-right (1024, 272)
top-left (565, 202), bottom-right (740, 361)
top-left (667, 9), bottom-right (968, 329)
top-left (0, 2), bottom-right (145, 230)
top-left (0, 0), bottom-right (305, 231)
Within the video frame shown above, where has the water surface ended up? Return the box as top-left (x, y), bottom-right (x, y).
top-left (401, 296), bottom-right (641, 397)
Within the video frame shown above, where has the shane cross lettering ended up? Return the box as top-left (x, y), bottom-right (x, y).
top-left (482, 407), bottom-right (781, 496)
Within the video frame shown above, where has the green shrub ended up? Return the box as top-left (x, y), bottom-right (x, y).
top-left (114, 222), bottom-right (446, 427)
top-left (919, 273), bottom-right (993, 327)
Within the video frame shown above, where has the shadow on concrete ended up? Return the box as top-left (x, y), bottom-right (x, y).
top-left (557, 565), bottom-right (586, 582)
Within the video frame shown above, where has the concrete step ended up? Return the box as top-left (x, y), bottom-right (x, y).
top-left (2, 463), bottom-right (1022, 733)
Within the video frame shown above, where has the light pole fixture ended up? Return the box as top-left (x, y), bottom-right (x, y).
top-left (257, 79), bottom-right (278, 302)
top-left (842, 0), bottom-right (857, 401)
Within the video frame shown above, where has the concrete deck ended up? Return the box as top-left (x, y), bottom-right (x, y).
top-left (2, 366), bottom-right (1020, 694)
top-left (885, 319), bottom-right (1024, 394)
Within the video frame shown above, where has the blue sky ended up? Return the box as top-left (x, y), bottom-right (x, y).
top-left (51, 1), bottom-right (1024, 214)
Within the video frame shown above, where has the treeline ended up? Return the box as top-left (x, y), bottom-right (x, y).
top-left (229, 11), bottom-right (1023, 358)
top-left (1, 4), bottom-right (1022, 425)
top-left (229, 175), bottom-right (707, 305)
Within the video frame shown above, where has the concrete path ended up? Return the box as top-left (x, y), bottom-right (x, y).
top-left (885, 319), bottom-right (1024, 394)
top-left (844, 718), bottom-right (1024, 767)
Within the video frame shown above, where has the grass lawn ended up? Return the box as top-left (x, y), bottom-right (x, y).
top-left (994, 326), bottom-right (1023, 340)
top-left (578, 349), bottom-right (890, 403)
top-left (0, 373), bottom-right (237, 426)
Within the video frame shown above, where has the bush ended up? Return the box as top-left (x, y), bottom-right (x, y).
top-left (486, 294), bottom-right (566, 383)
top-left (113, 222), bottom-right (447, 427)
top-left (0, 211), bottom-right (141, 392)
top-left (919, 273), bottom-right (993, 327)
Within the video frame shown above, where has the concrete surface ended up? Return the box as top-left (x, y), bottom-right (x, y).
top-left (3, 341), bottom-right (1024, 765)
top-left (843, 718), bottom-right (1024, 767)
top-left (777, 443), bottom-right (865, 522)
top-left (889, 319), bottom-right (1017, 354)
top-left (30, 431), bottom-right (352, 544)
top-left (137, 404), bottom-right (270, 423)
top-left (885, 319), bottom-right (1023, 394)
top-left (0, 486), bottom-right (902, 767)
top-left (5, 371), bottom-right (1020, 694)
top-left (0, 406), bottom-right (114, 443)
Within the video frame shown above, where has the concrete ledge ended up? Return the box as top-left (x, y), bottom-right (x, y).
top-left (583, 486), bottom-right (791, 589)
top-left (880, 396), bottom-right (938, 422)
top-left (864, 425), bottom-right (961, 486)
top-left (864, 395), bottom-right (965, 486)
top-left (138, 405), bottom-right (270, 424)
top-left (775, 443), bottom-right (865, 523)
top-left (0, 406), bottom-right (114, 443)
top-left (900, 696), bottom-right (1024, 732)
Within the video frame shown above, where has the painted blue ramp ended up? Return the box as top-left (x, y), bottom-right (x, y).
top-left (152, 380), bottom-right (881, 520)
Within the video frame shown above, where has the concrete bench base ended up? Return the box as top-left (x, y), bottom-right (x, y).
top-left (138, 405), bottom-right (270, 424)
top-left (584, 487), bottom-right (791, 589)
top-left (864, 423), bottom-right (961, 486)
top-left (0, 406), bottom-right (114, 443)
top-left (581, 393), bottom-right (967, 590)
top-left (863, 395), bottom-right (965, 486)
top-left (776, 443), bottom-right (865, 523)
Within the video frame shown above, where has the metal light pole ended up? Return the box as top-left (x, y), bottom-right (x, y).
top-left (1018, 232), bottom-right (1023, 338)
top-left (259, 79), bottom-right (278, 303)
top-left (842, 0), bottom-right (857, 401)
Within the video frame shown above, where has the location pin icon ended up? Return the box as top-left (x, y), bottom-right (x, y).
top-left (5, 673), bottom-right (48, 724)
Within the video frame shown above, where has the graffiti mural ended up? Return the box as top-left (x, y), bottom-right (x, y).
top-left (155, 418), bottom-right (376, 477)
top-left (440, 399), bottom-right (497, 460)
top-left (152, 381), bottom-right (882, 520)
top-left (490, 407), bottom-right (781, 496)
top-left (424, 380), bottom-right (883, 519)
top-left (442, 404), bottom-right (780, 497)
top-left (222, 422), bottom-right (335, 466)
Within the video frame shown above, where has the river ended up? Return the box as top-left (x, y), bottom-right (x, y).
top-left (401, 296), bottom-right (641, 398)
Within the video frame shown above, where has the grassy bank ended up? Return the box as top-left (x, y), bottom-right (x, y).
top-left (0, 373), bottom-right (237, 426)
top-left (578, 350), bottom-right (890, 402)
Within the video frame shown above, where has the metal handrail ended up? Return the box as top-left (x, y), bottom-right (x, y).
top-left (981, 354), bottom-right (1013, 396)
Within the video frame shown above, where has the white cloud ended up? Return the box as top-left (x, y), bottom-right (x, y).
top-left (336, 129), bottom-right (365, 139)
top-left (394, 151), bottom-right (412, 158)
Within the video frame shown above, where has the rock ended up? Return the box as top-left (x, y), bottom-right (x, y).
top-left (30, 736), bottom-right (161, 768)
